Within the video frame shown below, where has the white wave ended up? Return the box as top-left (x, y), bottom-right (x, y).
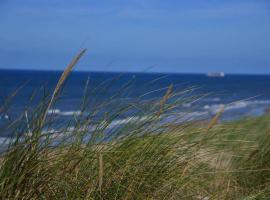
top-left (204, 104), bottom-right (224, 113)
top-left (21, 111), bottom-right (212, 143)
top-left (177, 111), bottom-right (208, 121)
top-left (249, 100), bottom-right (270, 105)
top-left (0, 114), bottom-right (9, 120)
top-left (59, 111), bottom-right (82, 116)
top-left (204, 100), bottom-right (270, 114)
top-left (25, 99), bottom-right (270, 141)
top-left (227, 102), bottom-right (248, 110)
top-left (107, 116), bottom-right (149, 128)
top-left (41, 129), bottom-right (56, 134)
top-left (48, 109), bottom-right (61, 114)
top-left (190, 111), bottom-right (208, 117)
top-left (0, 137), bottom-right (12, 144)
top-left (204, 102), bottom-right (246, 114)
top-left (182, 103), bottom-right (192, 108)
top-left (48, 109), bottom-right (82, 116)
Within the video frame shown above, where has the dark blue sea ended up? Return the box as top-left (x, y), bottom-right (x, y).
top-left (0, 69), bottom-right (270, 139)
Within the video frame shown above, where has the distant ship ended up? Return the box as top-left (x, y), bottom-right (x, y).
top-left (206, 72), bottom-right (225, 77)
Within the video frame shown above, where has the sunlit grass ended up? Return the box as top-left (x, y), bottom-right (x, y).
top-left (0, 50), bottom-right (270, 199)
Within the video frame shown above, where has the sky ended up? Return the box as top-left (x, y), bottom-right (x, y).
top-left (0, 0), bottom-right (270, 74)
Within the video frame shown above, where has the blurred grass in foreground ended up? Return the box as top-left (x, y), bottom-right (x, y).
top-left (0, 50), bottom-right (270, 199)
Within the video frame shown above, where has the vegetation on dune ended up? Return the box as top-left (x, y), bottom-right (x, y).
top-left (0, 50), bottom-right (270, 199)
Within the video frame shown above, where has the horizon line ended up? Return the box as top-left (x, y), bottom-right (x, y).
top-left (0, 67), bottom-right (269, 76)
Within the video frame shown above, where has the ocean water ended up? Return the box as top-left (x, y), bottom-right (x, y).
top-left (0, 69), bottom-right (270, 138)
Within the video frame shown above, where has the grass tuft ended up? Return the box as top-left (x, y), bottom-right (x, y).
top-left (0, 52), bottom-right (270, 199)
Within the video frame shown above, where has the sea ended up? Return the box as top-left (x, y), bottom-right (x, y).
top-left (0, 69), bottom-right (270, 139)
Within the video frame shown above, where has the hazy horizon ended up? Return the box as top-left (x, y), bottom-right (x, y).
top-left (1, 67), bottom-right (270, 76)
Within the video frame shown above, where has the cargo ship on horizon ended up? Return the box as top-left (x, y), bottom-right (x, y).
top-left (206, 72), bottom-right (225, 77)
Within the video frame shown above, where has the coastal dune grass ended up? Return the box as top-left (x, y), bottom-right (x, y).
top-left (0, 50), bottom-right (270, 199)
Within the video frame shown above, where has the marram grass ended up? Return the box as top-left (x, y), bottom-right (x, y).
top-left (0, 51), bottom-right (270, 199)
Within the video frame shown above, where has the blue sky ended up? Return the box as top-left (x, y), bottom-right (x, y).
top-left (0, 0), bottom-right (270, 74)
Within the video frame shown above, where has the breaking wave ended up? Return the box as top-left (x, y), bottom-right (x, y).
top-left (203, 100), bottom-right (270, 114)
top-left (48, 109), bottom-right (82, 116)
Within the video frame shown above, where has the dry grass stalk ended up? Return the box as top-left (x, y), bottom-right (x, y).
top-left (158, 84), bottom-right (173, 116)
top-left (41, 49), bottom-right (87, 126)
top-left (206, 106), bottom-right (225, 131)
